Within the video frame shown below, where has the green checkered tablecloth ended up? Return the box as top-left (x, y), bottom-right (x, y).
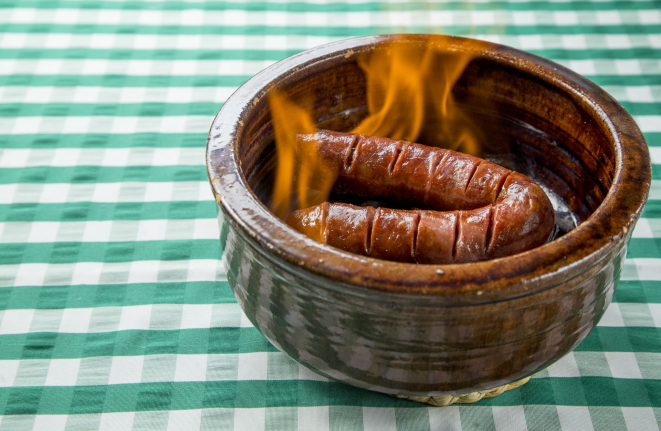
top-left (0, 0), bottom-right (660, 430)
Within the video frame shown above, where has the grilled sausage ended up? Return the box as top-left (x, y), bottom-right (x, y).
top-left (287, 131), bottom-right (555, 263)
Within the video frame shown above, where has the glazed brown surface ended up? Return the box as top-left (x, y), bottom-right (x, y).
top-left (287, 131), bottom-right (555, 263)
top-left (207, 35), bottom-right (651, 395)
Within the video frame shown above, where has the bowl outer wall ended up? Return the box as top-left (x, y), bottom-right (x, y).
top-left (217, 203), bottom-right (627, 395)
top-left (206, 34), bottom-right (651, 395)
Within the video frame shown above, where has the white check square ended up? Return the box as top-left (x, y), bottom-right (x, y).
top-left (13, 264), bottom-right (48, 287)
top-left (596, 11), bottom-right (621, 25)
top-left (626, 86), bottom-right (654, 103)
top-left (134, 34), bottom-right (158, 50)
top-left (598, 303), bottom-right (625, 327)
top-left (33, 415), bottom-right (67, 431)
top-left (237, 352), bottom-right (268, 380)
top-left (187, 259), bottom-right (218, 283)
top-left (167, 409), bottom-right (202, 431)
top-left (136, 219), bottom-right (168, 241)
top-left (174, 355), bottom-right (208, 382)
top-left (10, 8), bottom-right (37, 23)
top-left (0, 148), bottom-right (30, 168)
top-left (233, 408), bottom-right (265, 431)
top-left (554, 11), bottom-right (578, 25)
top-left (27, 221), bottom-right (60, 243)
top-left (180, 304), bottom-right (213, 330)
top-left (0, 309), bottom-right (35, 334)
top-left (117, 304), bottom-right (153, 330)
top-left (556, 406), bottom-right (594, 431)
top-left (152, 147), bottom-right (181, 166)
top-left (81, 221), bottom-right (113, 243)
top-left (512, 11), bottom-right (536, 26)
top-left (101, 148), bottom-right (131, 167)
top-left (139, 10), bottom-right (162, 26)
top-left (99, 412), bottom-right (135, 431)
top-left (82, 59), bottom-right (108, 75)
top-left (53, 8), bottom-right (79, 25)
top-left (181, 10), bottom-right (205, 26)
top-left (51, 148), bottom-right (81, 167)
top-left (108, 355), bottom-right (145, 384)
top-left (44, 33), bottom-right (71, 49)
top-left (58, 307), bottom-right (93, 333)
top-left (0, 360), bottom-right (19, 387)
top-left (91, 182), bottom-right (121, 203)
top-left (605, 352), bottom-right (643, 379)
top-left (11, 116), bottom-right (37, 134)
top-left (45, 358), bottom-right (81, 386)
top-left (90, 33), bottom-right (115, 49)
top-left (72, 87), bottom-right (101, 104)
top-left (25, 87), bottom-right (53, 104)
top-left (616, 60), bottom-right (643, 75)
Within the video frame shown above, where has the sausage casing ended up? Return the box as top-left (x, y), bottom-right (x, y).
top-left (287, 131), bottom-right (555, 263)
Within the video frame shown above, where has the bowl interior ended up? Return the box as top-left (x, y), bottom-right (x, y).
top-left (237, 40), bottom-right (615, 241)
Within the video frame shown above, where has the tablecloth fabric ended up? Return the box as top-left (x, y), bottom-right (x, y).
top-left (0, 0), bottom-right (660, 430)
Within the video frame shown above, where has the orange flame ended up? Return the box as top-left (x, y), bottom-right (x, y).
top-left (269, 42), bottom-right (480, 219)
top-left (352, 43), bottom-right (479, 155)
top-left (269, 90), bottom-right (338, 220)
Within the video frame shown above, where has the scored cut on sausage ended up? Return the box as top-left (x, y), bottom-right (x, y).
top-left (287, 130), bottom-right (555, 264)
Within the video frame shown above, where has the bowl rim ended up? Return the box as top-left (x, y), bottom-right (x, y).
top-left (206, 34), bottom-right (651, 304)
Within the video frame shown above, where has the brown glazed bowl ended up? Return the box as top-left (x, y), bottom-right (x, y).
top-left (206, 34), bottom-right (651, 396)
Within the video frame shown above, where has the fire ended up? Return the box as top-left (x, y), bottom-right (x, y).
top-left (269, 90), bottom-right (337, 220)
top-left (269, 41), bottom-right (480, 219)
top-left (352, 43), bottom-right (479, 155)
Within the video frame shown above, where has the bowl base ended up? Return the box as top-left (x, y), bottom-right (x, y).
top-left (394, 376), bottom-right (531, 406)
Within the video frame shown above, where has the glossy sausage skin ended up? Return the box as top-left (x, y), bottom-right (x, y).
top-left (287, 131), bottom-right (555, 264)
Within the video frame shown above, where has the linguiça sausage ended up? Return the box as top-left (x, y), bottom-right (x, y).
top-left (285, 130), bottom-right (555, 264)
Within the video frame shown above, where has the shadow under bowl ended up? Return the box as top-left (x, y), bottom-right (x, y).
top-left (206, 34), bottom-right (651, 396)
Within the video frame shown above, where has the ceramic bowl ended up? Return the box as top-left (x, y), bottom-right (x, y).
top-left (206, 34), bottom-right (651, 395)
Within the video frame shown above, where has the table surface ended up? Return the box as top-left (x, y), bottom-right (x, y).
top-left (0, 0), bottom-right (660, 430)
